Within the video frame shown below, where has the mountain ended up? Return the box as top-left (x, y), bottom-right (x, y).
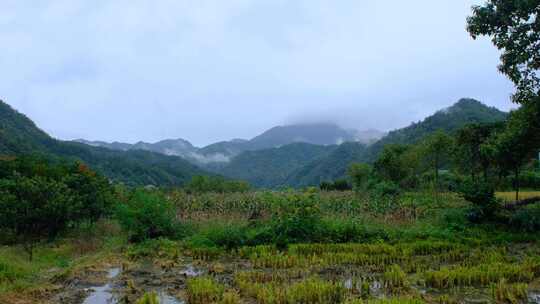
top-left (283, 98), bottom-right (508, 187)
top-left (247, 123), bottom-right (355, 149)
top-left (0, 101), bottom-right (55, 154)
top-left (197, 140), bottom-right (249, 161)
top-left (76, 123), bottom-right (380, 165)
top-left (352, 129), bottom-right (387, 145)
top-left (215, 143), bottom-right (337, 188)
top-left (198, 123), bottom-right (376, 160)
top-left (285, 142), bottom-right (368, 187)
top-left (0, 100), bottom-right (208, 186)
top-left (360, 98), bottom-right (508, 162)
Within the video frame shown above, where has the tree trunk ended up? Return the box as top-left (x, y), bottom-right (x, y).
top-left (515, 167), bottom-right (520, 202)
top-left (434, 155), bottom-right (439, 190)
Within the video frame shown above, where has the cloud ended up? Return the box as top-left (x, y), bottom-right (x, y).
top-left (0, 0), bottom-right (514, 146)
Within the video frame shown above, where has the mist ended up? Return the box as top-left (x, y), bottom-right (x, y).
top-left (0, 0), bottom-right (514, 146)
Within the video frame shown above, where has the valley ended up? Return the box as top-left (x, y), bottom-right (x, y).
top-left (1, 1), bottom-right (540, 304)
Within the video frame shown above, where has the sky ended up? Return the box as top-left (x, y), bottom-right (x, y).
top-left (0, 1), bottom-right (516, 147)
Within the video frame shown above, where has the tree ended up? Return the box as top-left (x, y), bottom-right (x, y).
top-left (373, 144), bottom-right (422, 189)
top-left (115, 190), bottom-right (179, 242)
top-left (453, 123), bottom-right (504, 181)
top-left (0, 156), bottom-right (114, 260)
top-left (421, 130), bottom-right (452, 189)
top-left (493, 106), bottom-right (540, 200)
top-left (467, 0), bottom-right (540, 104)
top-left (348, 163), bottom-right (372, 191)
top-left (0, 175), bottom-right (75, 260)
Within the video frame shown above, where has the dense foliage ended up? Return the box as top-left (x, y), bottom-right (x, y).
top-left (467, 0), bottom-right (540, 104)
top-left (184, 175), bottom-right (250, 193)
top-left (0, 100), bottom-right (208, 187)
top-left (0, 156), bottom-right (113, 259)
top-left (115, 190), bottom-right (180, 242)
top-left (217, 143), bottom-right (336, 188)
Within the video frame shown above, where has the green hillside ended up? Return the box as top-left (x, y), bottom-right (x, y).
top-left (0, 100), bottom-right (207, 186)
top-left (283, 98), bottom-right (508, 187)
top-left (216, 143), bottom-right (336, 188)
top-left (285, 142), bottom-right (367, 187)
top-left (361, 98), bottom-right (508, 162)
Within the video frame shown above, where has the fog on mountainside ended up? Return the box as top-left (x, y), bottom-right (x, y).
top-left (2, 97), bottom-right (509, 188)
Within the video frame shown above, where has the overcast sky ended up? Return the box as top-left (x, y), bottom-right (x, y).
top-left (1, 1), bottom-right (515, 147)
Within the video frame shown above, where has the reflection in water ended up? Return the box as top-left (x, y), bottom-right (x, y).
top-left (82, 268), bottom-right (121, 304)
top-left (529, 292), bottom-right (540, 304)
top-left (82, 283), bottom-right (116, 304)
top-left (179, 265), bottom-right (203, 277)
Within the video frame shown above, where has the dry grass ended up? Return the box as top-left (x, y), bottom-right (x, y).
top-left (496, 191), bottom-right (540, 202)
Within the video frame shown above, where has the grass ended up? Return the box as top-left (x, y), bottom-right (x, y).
top-left (186, 277), bottom-right (225, 303)
top-left (490, 279), bottom-right (528, 304)
top-left (496, 191), bottom-right (540, 202)
top-left (2, 190), bottom-right (540, 303)
top-left (0, 220), bottom-right (125, 303)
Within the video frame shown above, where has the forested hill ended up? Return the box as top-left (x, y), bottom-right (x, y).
top-left (0, 100), bottom-right (207, 186)
top-left (216, 143), bottom-right (337, 188)
top-left (285, 142), bottom-right (367, 188)
top-left (360, 98), bottom-right (508, 163)
top-left (282, 98), bottom-right (508, 187)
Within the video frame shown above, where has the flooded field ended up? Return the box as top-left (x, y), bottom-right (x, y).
top-left (50, 240), bottom-right (540, 304)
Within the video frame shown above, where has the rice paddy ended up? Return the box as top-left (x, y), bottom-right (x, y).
top-left (2, 190), bottom-right (540, 303)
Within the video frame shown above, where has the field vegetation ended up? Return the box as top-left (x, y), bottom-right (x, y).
top-left (1, 1), bottom-right (540, 303)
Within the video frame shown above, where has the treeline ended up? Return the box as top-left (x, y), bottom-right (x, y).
top-left (0, 156), bottom-right (114, 260)
top-left (342, 101), bottom-right (540, 222)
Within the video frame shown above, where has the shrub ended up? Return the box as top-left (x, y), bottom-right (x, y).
top-left (348, 163), bottom-right (372, 191)
top-left (368, 181), bottom-right (402, 214)
top-left (115, 190), bottom-right (179, 242)
top-left (0, 157), bottom-right (114, 260)
top-left (319, 179), bottom-right (352, 191)
top-left (203, 223), bottom-right (248, 249)
top-left (270, 191), bottom-right (323, 248)
top-left (458, 179), bottom-right (499, 222)
top-left (509, 204), bottom-right (540, 232)
top-left (185, 175), bottom-right (250, 193)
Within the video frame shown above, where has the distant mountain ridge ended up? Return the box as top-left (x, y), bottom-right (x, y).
top-left (214, 98), bottom-right (508, 188)
top-left (0, 100), bottom-right (208, 186)
top-left (75, 123), bottom-right (384, 165)
top-left (2, 97), bottom-right (508, 188)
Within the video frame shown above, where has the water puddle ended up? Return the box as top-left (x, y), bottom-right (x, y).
top-left (82, 284), bottom-right (116, 304)
top-left (107, 268), bottom-right (121, 279)
top-left (529, 292), bottom-right (540, 304)
top-left (158, 291), bottom-right (185, 304)
top-left (343, 278), bottom-right (382, 295)
top-left (82, 268), bottom-right (121, 304)
top-left (179, 265), bottom-right (203, 277)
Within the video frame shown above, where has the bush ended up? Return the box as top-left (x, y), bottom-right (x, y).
top-left (0, 157), bottom-right (114, 259)
top-left (509, 204), bottom-right (540, 232)
top-left (115, 190), bottom-right (180, 242)
top-left (319, 179), bottom-right (352, 191)
top-left (348, 163), bottom-right (372, 191)
top-left (458, 179), bottom-right (499, 222)
top-left (368, 181), bottom-right (402, 214)
top-left (203, 223), bottom-right (249, 250)
top-left (270, 191), bottom-right (323, 248)
top-left (185, 175), bottom-right (250, 193)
